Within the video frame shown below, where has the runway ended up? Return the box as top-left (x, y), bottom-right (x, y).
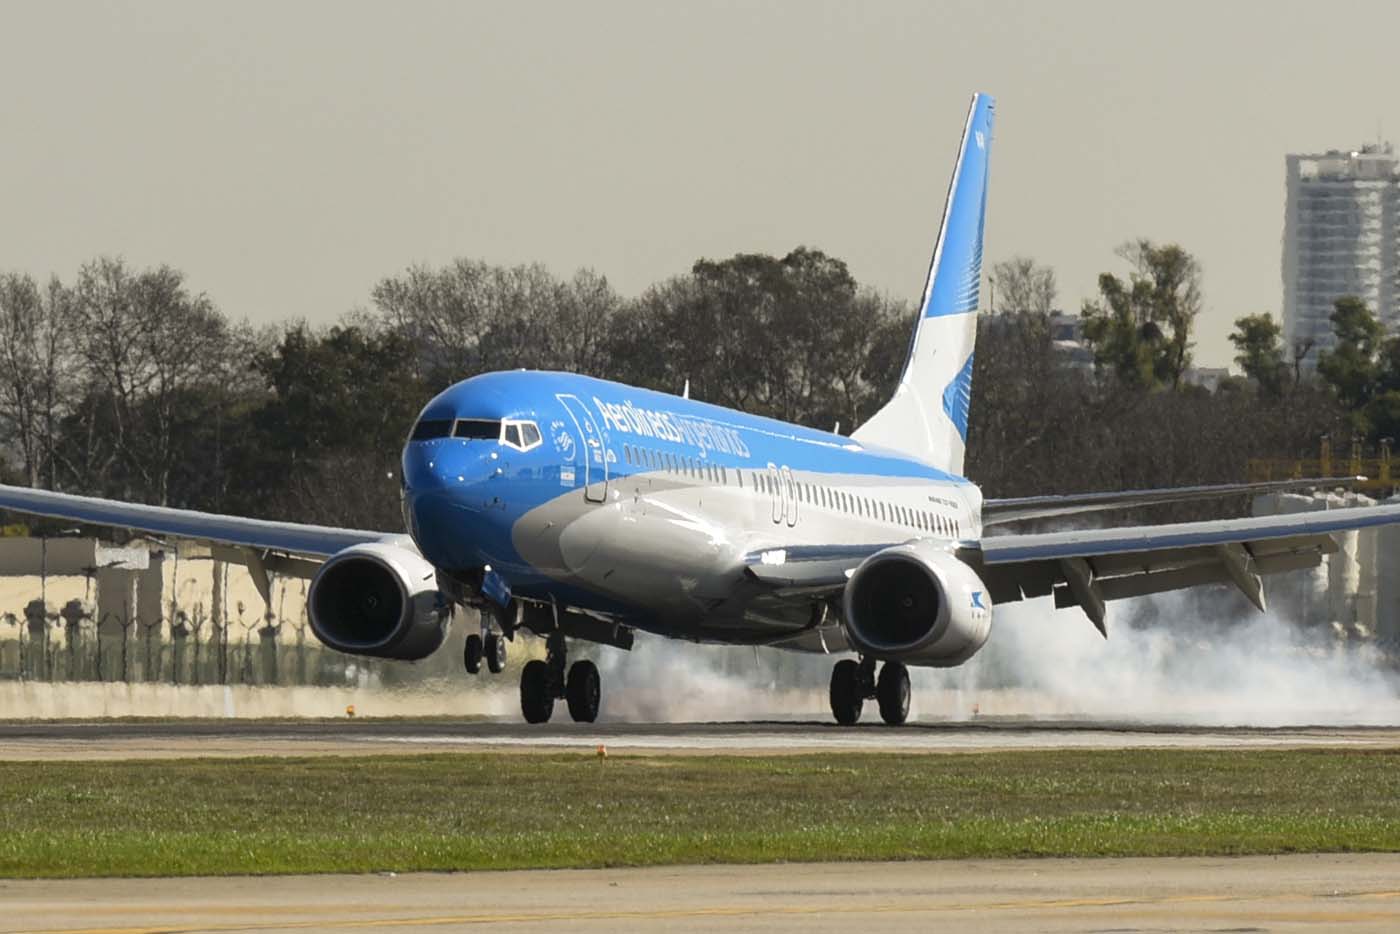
top-left (3, 717), bottom-right (1400, 759)
top-left (4, 855), bottom-right (1400, 933)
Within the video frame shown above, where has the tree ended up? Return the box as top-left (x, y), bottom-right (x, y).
top-left (1228, 313), bottom-right (1287, 397)
top-left (990, 256), bottom-right (1056, 316)
top-left (245, 324), bottom-right (427, 528)
top-left (1315, 295), bottom-right (1383, 415)
top-left (370, 259), bottom-right (621, 388)
top-left (0, 273), bottom-right (75, 488)
top-left (62, 258), bottom-right (237, 505)
top-left (606, 247), bottom-right (907, 431)
top-left (1080, 240), bottom-right (1201, 390)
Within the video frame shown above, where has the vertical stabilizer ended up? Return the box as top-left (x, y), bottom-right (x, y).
top-left (852, 93), bottom-right (994, 476)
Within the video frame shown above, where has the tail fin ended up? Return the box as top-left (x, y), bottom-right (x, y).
top-left (852, 93), bottom-right (994, 476)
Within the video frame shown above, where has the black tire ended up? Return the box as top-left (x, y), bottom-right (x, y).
top-left (463, 633), bottom-right (483, 675)
top-left (877, 661), bottom-right (911, 726)
top-left (520, 659), bottom-right (554, 724)
top-left (485, 633), bottom-right (507, 674)
top-left (565, 659), bottom-right (602, 723)
top-left (829, 659), bottom-right (863, 726)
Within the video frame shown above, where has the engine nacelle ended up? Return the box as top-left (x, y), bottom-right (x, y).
top-left (308, 542), bottom-right (450, 660)
top-left (842, 541), bottom-right (992, 667)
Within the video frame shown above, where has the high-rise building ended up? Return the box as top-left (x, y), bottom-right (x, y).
top-left (1282, 144), bottom-right (1400, 367)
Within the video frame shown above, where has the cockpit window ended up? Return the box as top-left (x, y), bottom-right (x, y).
top-left (453, 419), bottom-right (501, 440)
top-left (411, 418), bottom-right (453, 441)
top-left (501, 418), bottom-right (542, 452)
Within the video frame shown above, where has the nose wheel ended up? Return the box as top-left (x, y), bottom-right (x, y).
top-left (519, 631), bottom-right (603, 723)
top-left (829, 658), bottom-right (910, 726)
top-left (485, 632), bottom-right (507, 673)
top-left (463, 633), bottom-right (483, 675)
top-left (463, 621), bottom-right (509, 676)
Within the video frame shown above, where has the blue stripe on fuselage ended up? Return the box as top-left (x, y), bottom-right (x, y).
top-left (415, 370), bottom-right (968, 484)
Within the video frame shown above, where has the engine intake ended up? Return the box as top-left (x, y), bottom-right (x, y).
top-left (308, 542), bottom-right (450, 660)
top-left (842, 541), bottom-right (992, 667)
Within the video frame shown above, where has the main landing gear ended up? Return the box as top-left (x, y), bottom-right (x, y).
top-left (829, 657), bottom-right (910, 726)
top-left (521, 631), bottom-right (601, 724)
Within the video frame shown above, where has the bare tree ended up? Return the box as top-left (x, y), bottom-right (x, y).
top-left (371, 259), bottom-right (607, 386)
top-left (66, 258), bottom-right (233, 505)
top-left (990, 256), bottom-right (1057, 316)
top-left (0, 273), bottom-right (76, 487)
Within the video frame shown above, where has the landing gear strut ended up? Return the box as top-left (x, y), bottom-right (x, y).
top-left (829, 657), bottom-right (910, 726)
top-left (519, 631), bottom-right (602, 724)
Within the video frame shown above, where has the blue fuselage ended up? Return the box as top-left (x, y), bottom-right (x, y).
top-left (401, 370), bottom-right (979, 636)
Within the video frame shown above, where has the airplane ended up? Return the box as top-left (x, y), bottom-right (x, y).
top-left (2, 91), bottom-right (1397, 726)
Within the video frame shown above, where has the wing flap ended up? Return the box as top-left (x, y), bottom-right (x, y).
top-left (975, 505), bottom-right (1388, 633)
top-left (977, 504), bottom-right (1400, 566)
top-left (982, 476), bottom-right (1364, 525)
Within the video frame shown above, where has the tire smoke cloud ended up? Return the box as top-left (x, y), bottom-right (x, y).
top-left (596, 588), bottom-right (1400, 725)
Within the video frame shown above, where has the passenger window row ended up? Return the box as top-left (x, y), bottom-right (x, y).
top-left (764, 473), bottom-right (961, 538)
top-left (619, 442), bottom-right (960, 538)
top-left (622, 443), bottom-right (731, 486)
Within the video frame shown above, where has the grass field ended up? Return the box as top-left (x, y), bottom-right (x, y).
top-left (2, 748), bottom-right (1399, 878)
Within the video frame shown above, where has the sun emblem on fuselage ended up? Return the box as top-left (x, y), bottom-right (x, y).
top-left (552, 423), bottom-right (576, 460)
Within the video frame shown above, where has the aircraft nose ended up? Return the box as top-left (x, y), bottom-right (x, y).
top-left (401, 443), bottom-right (497, 568)
top-left (401, 441), bottom-right (449, 494)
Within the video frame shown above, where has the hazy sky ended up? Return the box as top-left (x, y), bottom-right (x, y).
top-left (5, 0), bottom-right (1400, 367)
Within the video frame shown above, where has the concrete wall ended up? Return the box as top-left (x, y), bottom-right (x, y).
top-left (1252, 491), bottom-right (1397, 644)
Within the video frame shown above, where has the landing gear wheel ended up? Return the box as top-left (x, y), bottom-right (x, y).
top-left (463, 633), bottom-right (483, 675)
top-left (876, 661), bottom-right (911, 726)
top-left (829, 659), bottom-right (864, 725)
top-left (485, 632), bottom-right (507, 674)
top-left (565, 659), bottom-right (602, 723)
top-left (520, 659), bottom-right (554, 724)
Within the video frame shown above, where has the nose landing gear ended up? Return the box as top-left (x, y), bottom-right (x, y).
top-left (463, 614), bottom-right (509, 676)
top-left (519, 631), bottom-right (602, 724)
top-left (829, 657), bottom-right (910, 726)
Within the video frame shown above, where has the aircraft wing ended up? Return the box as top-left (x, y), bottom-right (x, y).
top-left (981, 476), bottom-right (1363, 525)
top-left (0, 483), bottom-right (392, 566)
top-left (744, 502), bottom-right (1400, 637)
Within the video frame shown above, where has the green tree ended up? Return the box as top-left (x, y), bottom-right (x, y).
top-left (1228, 313), bottom-right (1287, 397)
top-left (244, 324), bottom-right (427, 528)
top-left (1080, 240), bottom-right (1201, 390)
top-left (1315, 295), bottom-right (1383, 415)
top-left (607, 247), bottom-right (906, 431)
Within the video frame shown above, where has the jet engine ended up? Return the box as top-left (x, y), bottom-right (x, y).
top-left (842, 541), bottom-right (992, 667)
top-left (308, 541), bottom-right (450, 660)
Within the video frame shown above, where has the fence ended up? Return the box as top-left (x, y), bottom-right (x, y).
top-left (0, 601), bottom-right (489, 688)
